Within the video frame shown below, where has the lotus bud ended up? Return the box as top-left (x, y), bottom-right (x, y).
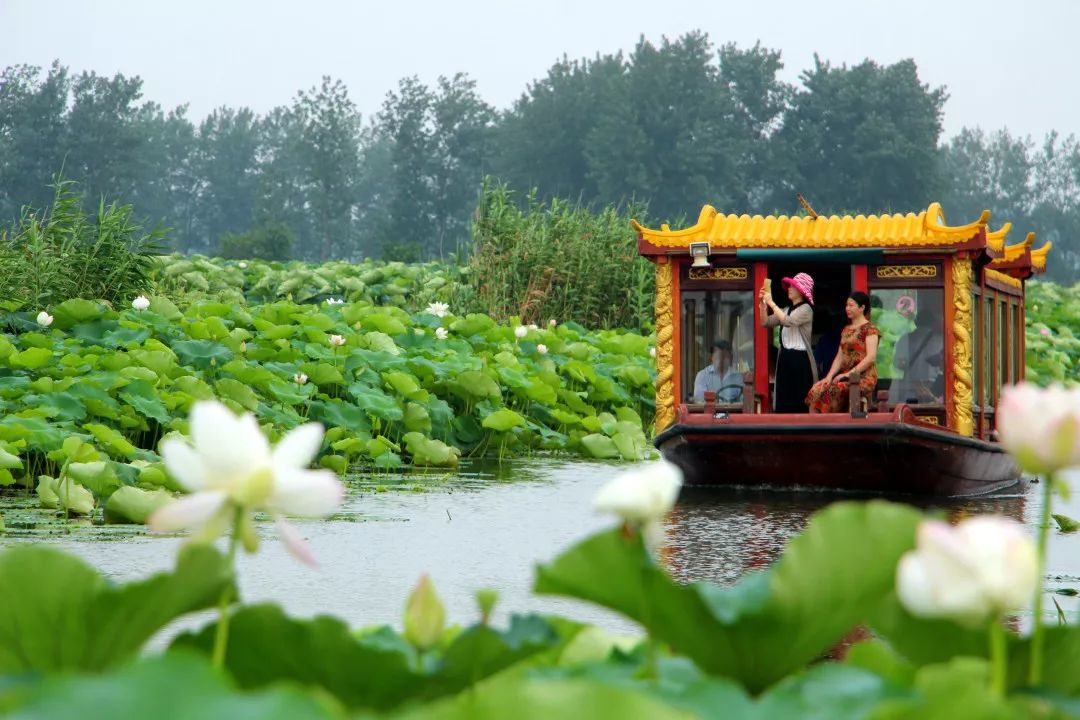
top-left (514, 325), bottom-right (528, 339)
top-left (293, 373), bottom-right (308, 385)
top-left (536, 344), bottom-right (548, 355)
top-left (131, 295), bottom-right (150, 311)
top-left (328, 334), bottom-right (346, 347)
top-left (476, 588), bottom-right (499, 625)
top-left (403, 574), bottom-right (446, 652)
top-left (549, 319), bottom-right (557, 327)
top-left (238, 261), bottom-right (248, 269)
top-left (37, 311), bottom-right (53, 327)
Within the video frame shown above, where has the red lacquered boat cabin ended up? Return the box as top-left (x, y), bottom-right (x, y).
top-left (635, 201), bottom-right (1051, 497)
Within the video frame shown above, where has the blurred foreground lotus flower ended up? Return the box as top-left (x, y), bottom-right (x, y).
top-left (328, 334), bottom-right (346, 347)
top-left (997, 383), bottom-right (1080, 475)
top-left (435, 327), bottom-right (448, 340)
top-left (426, 301), bottom-right (449, 318)
top-left (36, 311), bottom-right (53, 327)
top-left (293, 372), bottom-right (308, 385)
top-left (536, 344), bottom-right (548, 355)
top-left (514, 325), bottom-right (528, 339)
top-left (594, 460), bottom-right (682, 549)
top-left (528, 323), bottom-right (539, 331)
top-left (132, 295), bottom-right (150, 311)
top-left (897, 516), bottom-right (1036, 625)
top-left (148, 400), bottom-right (345, 566)
top-left (403, 574), bottom-right (446, 652)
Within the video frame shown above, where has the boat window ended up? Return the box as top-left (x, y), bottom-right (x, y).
top-left (1011, 302), bottom-right (1021, 384)
top-left (680, 290), bottom-right (754, 403)
top-left (999, 299), bottom-right (1009, 391)
top-left (870, 288), bottom-right (945, 405)
top-left (972, 292), bottom-right (982, 410)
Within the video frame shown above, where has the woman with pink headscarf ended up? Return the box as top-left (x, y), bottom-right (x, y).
top-left (759, 272), bottom-right (818, 413)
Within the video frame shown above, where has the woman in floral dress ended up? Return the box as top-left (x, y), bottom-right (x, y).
top-left (806, 291), bottom-right (879, 413)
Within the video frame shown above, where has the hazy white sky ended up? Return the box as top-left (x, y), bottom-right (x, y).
top-left (2, 0), bottom-right (1076, 140)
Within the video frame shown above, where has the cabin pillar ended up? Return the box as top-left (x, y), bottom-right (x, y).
top-left (654, 257), bottom-right (677, 433)
top-left (950, 256), bottom-right (975, 437)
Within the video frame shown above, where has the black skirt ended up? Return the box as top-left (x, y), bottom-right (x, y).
top-left (775, 346), bottom-right (814, 413)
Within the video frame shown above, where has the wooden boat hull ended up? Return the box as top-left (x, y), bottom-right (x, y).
top-left (655, 412), bottom-right (1022, 498)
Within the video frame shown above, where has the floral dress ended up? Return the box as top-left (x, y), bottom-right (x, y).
top-left (806, 322), bottom-right (879, 413)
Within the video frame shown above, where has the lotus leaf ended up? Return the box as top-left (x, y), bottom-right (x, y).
top-left (349, 384), bottom-right (403, 422)
top-left (105, 486), bottom-right (174, 524)
top-left (148, 296), bottom-right (183, 321)
top-left (171, 340), bottom-right (233, 369)
top-left (402, 432), bottom-right (460, 467)
top-left (404, 402), bottom-right (432, 433)
top-left (119, 381), bottom-right (171, 424)
top-left (363, 331), bottom-right (401, 355)
top-left (50, 299), bottom-right (113, 329)
top-left (580, 433), bottom-right (619, 459)
top-left (452, 371), bottom-right (500, 401)
top-left (10, 347), bottom-right (53, 370)
top-left (0, 447), bottom-right (22, 470)
top-left (482, 408), bottom-right (526, 432)
top-left (383, 371), bottom-right (422, 398)
top-left (83, 423), bottom-right (137, 459)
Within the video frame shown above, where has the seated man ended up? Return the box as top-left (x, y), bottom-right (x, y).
top-left (692, 340), bottom-right (744, 403)
top-left (889, 307), bottom-right (945, 404)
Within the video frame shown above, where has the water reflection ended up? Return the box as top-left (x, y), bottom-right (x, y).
top-left (661, 487), bottom-right (1028, 586)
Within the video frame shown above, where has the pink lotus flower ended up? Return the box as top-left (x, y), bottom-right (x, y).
top-left (897, 516), bottom-right (1036, 625)
top-left (149, 400), bottom-right (345, 566)
top-left (997, 382), bottom-right (1080, 475)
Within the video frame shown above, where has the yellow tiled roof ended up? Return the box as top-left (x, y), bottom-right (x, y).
top-left (632, 203), bottom-right (991, 249)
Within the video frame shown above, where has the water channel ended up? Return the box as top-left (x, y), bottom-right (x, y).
top-left (2, 459), bottom-right (1079, 637)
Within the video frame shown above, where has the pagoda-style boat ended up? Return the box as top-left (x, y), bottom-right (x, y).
top-left (636, 201), bottom-right (1051, 497)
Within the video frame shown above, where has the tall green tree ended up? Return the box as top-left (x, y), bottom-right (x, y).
top-left (0, 63), bottom-right (71, 220)
top-left (292, 76), bottom-right (361, 261)
top-left (773, 56), bottom-right (947, 214)
top-left (190, 107), bottom-right (261, 253)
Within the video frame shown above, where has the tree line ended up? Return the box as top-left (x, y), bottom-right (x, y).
top-left (2, 31), bottom-right (1078, 281)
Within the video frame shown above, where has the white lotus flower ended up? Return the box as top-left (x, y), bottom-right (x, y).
top-left (293, 373), bottom-right (308, 385)
top-left (594, 460), bottom-right (683, 549)
top-left (238, 261), bottom-right (248, 269)
top-left (148, 400), bottom-right (344, 566)
top-left (435, 327), bottom-right (449, 340)
top-left (536, 344), bottom-right (548, 355)
top-left (897, 516), bottom-right (1037, 625)
top-left (997, 383), bottom-right (1080, 475)
top-left (514, 326), bottom-right (528, 339)
top-left (37, 311), bottom-right (53, 327)
top-left (132, 295), bottom-right (150, 311)
top-left (549, 319), bottom-right (557, 327)
top-left (649, 347), bottom-right (656, 358)
top-left (426, 302), bottom-right (450, 318)
top-left (328, 334), bottom-right (346, 347)
top-left (326, 297), bottom-right (344, 305)
top-left (528, 324), bottom-right (539, 331)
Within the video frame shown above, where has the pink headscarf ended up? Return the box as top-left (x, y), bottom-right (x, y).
top-left (781, 273), bottom-right (815, 306)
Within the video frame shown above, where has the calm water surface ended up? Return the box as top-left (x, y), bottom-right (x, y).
top-left (3, 460), bottom-right (1079, 636)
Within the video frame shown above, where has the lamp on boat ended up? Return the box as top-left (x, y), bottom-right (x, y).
top-left (689, 242), bottom-right (711, 268)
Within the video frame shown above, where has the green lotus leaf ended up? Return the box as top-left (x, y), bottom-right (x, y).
top-left (148, 296), bottom-right (183, 321)
top-left (383, 371), bottom-right (422, 398)
top-left (373, 451), bottom-right (403, 469)
top-left (403, 402), bottom-right (431, 433)
top-left (362, 331), bottom-right (401, 355)
top-left (349, 384), bottom-right (403, 422)
top-left (367, 435), bottom-right (400, 458)
top-left (319, 454), bottom-right (348, 475)
top-left (70, 319), bottom-right (121, 345)
top-left (66, 461), bottom-right (122, 497)
top-left (83, 423), bottom-right (137, 459)
top-left (0, 335), bottom-right (13, 361)
top-left (299, 362), bottom-right (344, 386)
top-left (361, 314), bottom-right (408, 336)
top-left (55, 475), bottom-right (97, 514)
top-left (214, 378), bottom-right (260, 412)
top-left (614, 406), bottom-right (643, 428)
top-left (0, 447), bottom-right (22, 470)
top-left (616, 365), bottom-right (653, 388)
top-left (51, 299), bottom-right (114, 329)
top-left (308, 399), bottom-right (371, 434)
top-left (172, 376), bottom-right (216, 401)
top-left (402, 432), bottom-right (460, 467)
top-left (450, 313), bottom-right (496, 338)
top-left (496, 366), bottom-right (531, 390)
top-left (10, 347), bottom-right (53, 370)
top-left (580, 433), bottom-right (620, 459)
top-left (0, 468), bottom-right (14, 486)
top-left (598, 412), bottom-right (618, 436)
top-left (130, 349), bottom-right (176, 377)
top-left (105, 486), bottom-right (175, 524)
top-left (451, 371), bottom-right (501, 401)
top-left (611, 431), bottom-right (644, 460)
top-left (119, 366), bottom-right (160, 384)
top-left (118, 380), bottom-right (171, 424)
top-left (171, 340), bottom-right (234, 369)
top-left (266, 379), bottom-right (313, 405)
top-left (523, 381), bottom-right (558, 406)
top-left (482, 408), bottom-right (526, 432)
